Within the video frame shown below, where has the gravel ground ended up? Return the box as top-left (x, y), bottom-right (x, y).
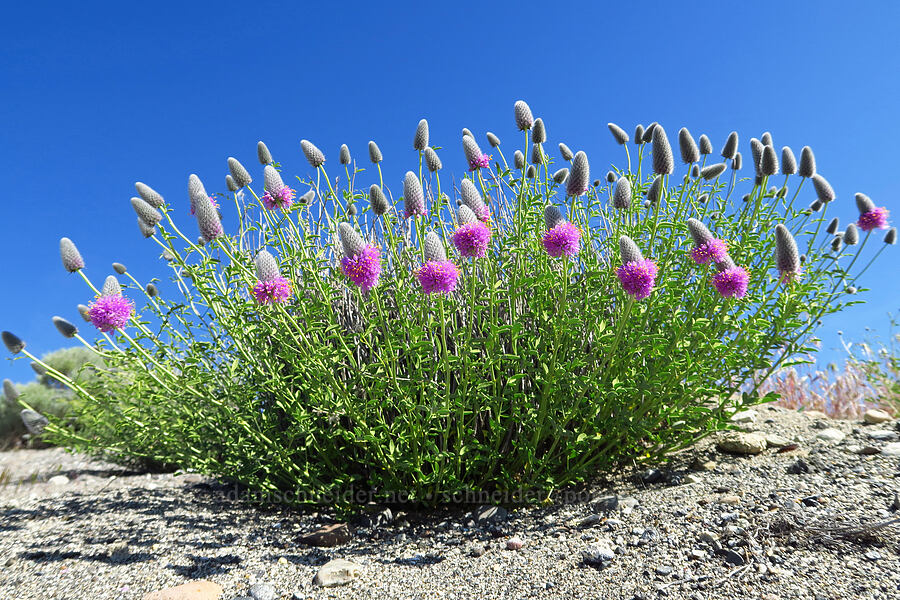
top-left (1, 405), bottom-right (899, 600)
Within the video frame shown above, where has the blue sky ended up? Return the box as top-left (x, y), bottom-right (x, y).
top-left (1, 1), bottom-right (898, 384)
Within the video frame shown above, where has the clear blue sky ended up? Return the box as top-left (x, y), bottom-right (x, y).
top-left (1, 0), bottom-right (898, 385)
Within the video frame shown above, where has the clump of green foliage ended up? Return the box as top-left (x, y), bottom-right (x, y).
top-left (5, 101), bottom-right (894, 504)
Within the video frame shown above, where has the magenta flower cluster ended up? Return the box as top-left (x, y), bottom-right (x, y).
top-left (88, 295), bottom-right (134, 332)
top-left (452, 222), bottom-right (491, 258)
top-left (341, 245), bottom-right (382, 291)
top-left (468, 153), bottom-right (492, 171)
top-left (712, 266), bottom-right (750, 298)
top-left (690, 238), bottom-right (728, 265)
top-left (857, 206), bottom-right (889, 232)
top-left (616, 259), bottom-right (658, 300)
top-left (541, 222), bottom-right (581, 257)
top-left (262, 186), bottom-right (296, 211)
top-left (417, 261), bottom-right (460, 294)
top-left (252, 276), bottom-right (292, 305)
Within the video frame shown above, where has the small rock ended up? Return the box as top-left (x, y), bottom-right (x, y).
top-left (107, 541), bottom-right (130, 563)
top-left (717, 548), bottom-right (745, 566)
top-left (48, 475), bottom-right (69, 486)
top-left (730, 410), bottom-right (757, 423)
top-left (685, 474), bottom-right (702, 484)
top-left (863, 409), bottom-right (892, 424)
top-left (816, 428), bottom-right (845, 443)
top-left (858, 445), bottom-right (882, 455)
top-left (249, 583), bottom-right (276, 600)
top-left (474, 505), bottom-right (508, 524)
top-left (142, 580), bottom-right (223, 600)
top-left (882, 442), bottom-right (900, 456)
top-left (689, 549), bottom-right (707, 560)
top-left (467, 543), bottom-right (487, 557)
top-left (297, 523), bottom-right (351, 548)
top-left (803, 410), bottom-right (828, 419)
top-left (765, 434), bottom-right (791, 448)
top-left (864, 551), bottom-right (882, 561)
top-left (582, 544), bottom-right (616, 566)
top-left (506, 537), bottom-right (524, 550)
top-left (313, 559), bottom-right (362, 587)
top-left (889, 493), bottom-right (899, 512)
top-left (579, 514), bottom-right (602, 528)
top-left (718, 495), bottom-right (741, 505)
top-left (655, 565), bottom-right (673, 576)
top-left (639, 468), bottom-right (665, 484)
top-left (594, 495), bottom-right (619, 512)
top-left (619, 497), bottom-right (639, 515)
top-left (867, 429), bottom-right (898, 441)
top-left (716, 432), bottom-right (767, 455)
top-left (690, 457), bottom-right (718, 471)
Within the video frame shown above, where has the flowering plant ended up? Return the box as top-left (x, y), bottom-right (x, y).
top-left (3, 101), bottom-right (893, 504)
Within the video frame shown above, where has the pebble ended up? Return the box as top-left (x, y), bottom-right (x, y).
top-left (867, 429), bottom-right (898, 441)
top-left (248, 583), bottom-right (276, 600)
top-left (579, 514), bottom-right (602, 528)
top-left (718, 495), bottom-right (741, 505)
top-left (816, 428), bottom-right (846, 443)
top-left (882, 442), bottom-right (900, 456)
top-left (582, 544), bottom-right (616, 566)
top-left (803, 410), bottom-right (829, 419)
top-left (690, 457), bottom-right (718, 471)
top-left (689, 549), bottom-right (707, 560)
top-left (863, 409), bottom-right (892, 424)
top-left (685, 474), bottom-right (702, 484)
top-left (506, 537), bottom-right (524, 550)
top-left (716, 432), bottom-right (767, 455)
top-left (594, 495), bottom-right (619, 512)
top-left (474, 505), bottom-right (508, 524)
top-left (717, 548), bottom-right (745, 566)
top-left (47, 475), bottom-right (69, 486)
top-left (313, 558), bottom-right (362, 587)
top-left (142, 580), bottom-right (223, 600)
top-left (765, 433), bottom-right (791, 448)
top-left (655, 565), bottom-right (673, 576)
top-left (730, 410), bottom-right (757, 423)
top-left (619, 497), bottom-right (639, 515)
top-left (297, 523), bottom-right (351, 547)
top-left (467, 543), bottom-right (487, 557)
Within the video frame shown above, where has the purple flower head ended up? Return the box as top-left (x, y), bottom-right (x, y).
top-left (712, 266), bottom-right (750, 298)
top-left (691, 238), bottom-right (729, 264)
top-left (463, 135), bottom-right (490, 171)
top-left (252, 276), bottom-right (292, 305)
top-left (542, 222), bottom-right (581, 258)
top-left (616, 259), bottom-right (658, 300)
top-left (88, 294), bottom-right (134, 332)
top-left (417, 260), bottom-right (459, 294)
top-left (262, 186), bottom-right (296, 210)
top-left (341, 245), bottom-right (382, 291)
top-left (857, 206), bottom-right (889, 232)
top-left (452, 221), bottom-right (491, 258)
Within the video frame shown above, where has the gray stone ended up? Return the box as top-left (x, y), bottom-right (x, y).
top-left (685, 474), bottom-right (702, 484)
top-left (579, 514), bottom-right (602, 528)
top-left (689, 549), bottom-right (707, 560)
top-left (48, 475), bottom-right (69, 486)
top-left (582, 544), bottom-right (615, 566)
top-left (655, 565), bottom-right (673, 576)
top-left (816, 428), bottom-right (845, 443)
top-left (863, 409), bottom-right (892, 424)
top-left (717, 548), bottom-right (746, 566)
top-left (619, 497), bottom-right (639, 515)
top-left (730, 410), bottom-right (757, 423)
top-left (313, 559), bottom-right (362, 587)
top-left (474, 505), bottom-right (508, 524)
top-left (594, 495), bottom-right (618, 512)
top-left (716, 432), bottom-right (767, 455)
top-left (249, 583), bottom-right (276, 600)
top-left (867, 429), bottom-right (898, 441)
top-left (765, 433), bottom-right (791, 448)
top-left (881, 442), bottom-right (900, 456)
